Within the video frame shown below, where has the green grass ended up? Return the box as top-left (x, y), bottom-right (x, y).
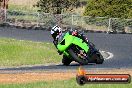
top-left (0, 38), bottom-right (62, 67)
top-left (8, 4), bottom-right (39, 12)
top-left (8, 15), bottom-right (38, 21)
top-left (0, 78), bottom-right (131, 88)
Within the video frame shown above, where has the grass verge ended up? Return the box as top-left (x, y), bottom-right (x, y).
top-left (8, 0), bottom-right (39, 12)
top-left (8, 4), bottom-right (38, 12)
top-left (0, 78), bottom-right (131, 88)
top-left (0, 38), bottom-right (62, 67)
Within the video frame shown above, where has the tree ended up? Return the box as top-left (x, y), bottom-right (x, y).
top-left (83, 0), bottom-right (132, 18)
top-left (36, 0), bottom-right (79, 14)
top-left (36, 0), bottom-right (80, 26)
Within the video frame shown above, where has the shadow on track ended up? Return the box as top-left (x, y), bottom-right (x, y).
top-left (0, 63), bottom-right (96, 72)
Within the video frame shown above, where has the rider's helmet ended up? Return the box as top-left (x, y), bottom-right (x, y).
top-left (51, 25), bottom-right (62, 40)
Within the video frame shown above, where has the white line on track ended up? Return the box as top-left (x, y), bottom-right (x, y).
top-left (106, 51), bottom-right (114, 60)
top-left (101, 51), bottom-right (114, 60)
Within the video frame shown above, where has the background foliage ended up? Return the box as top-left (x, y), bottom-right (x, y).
top-left (83, 0), bottom-right (132, 18)
top-left (36, 0), bottom-right (80, 14)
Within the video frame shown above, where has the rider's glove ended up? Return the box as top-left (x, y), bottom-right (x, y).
top-left (72, 31), bottom-right (78, 36)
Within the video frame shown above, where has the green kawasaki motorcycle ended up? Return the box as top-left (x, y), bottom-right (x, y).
top-left (56, 32), bottom-right (104, 65)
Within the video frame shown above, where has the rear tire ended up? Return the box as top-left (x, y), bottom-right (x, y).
top-left (68, 48), bottom-right (88, 65)
top-left (96, 54), bottom-right (104, 64)
top-left (62, 55), bottom-right (72, 66)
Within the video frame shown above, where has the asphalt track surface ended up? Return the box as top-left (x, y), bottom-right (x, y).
top-left (0, 27), bottom-right (132, 72)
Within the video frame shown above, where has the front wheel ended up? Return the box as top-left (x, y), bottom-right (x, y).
top-left (62, 55), bottom-right (72, 66)
top-left (68, 48), bottom-right (88, 65)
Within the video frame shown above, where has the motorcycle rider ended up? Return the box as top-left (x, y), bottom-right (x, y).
top-left (51, 25), bottom-right (89, 55)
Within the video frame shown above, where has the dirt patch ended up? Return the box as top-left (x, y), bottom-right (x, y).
top-left (0, 69), bottom-right (132, 84)
top-left (0, 72), bottom-right (75, 84)
top-left (88, 69), bottom-right (132, 75)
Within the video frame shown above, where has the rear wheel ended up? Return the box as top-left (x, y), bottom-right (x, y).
top-left (62, 55), bottom-right (72, 66)
top-left (91, 52), bottom-right (104, 64)
top-left (96, 54), bottom-right (104, 64)
top-left (89, 46), bottom-right (104, 64)
top-left (68, 48), bottom-right (88, 65)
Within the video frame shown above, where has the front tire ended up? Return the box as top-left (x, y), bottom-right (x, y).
top-left (62, 55), bottom-right (72, 66)
top-left (68, 48), bottom-right (88, 65)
